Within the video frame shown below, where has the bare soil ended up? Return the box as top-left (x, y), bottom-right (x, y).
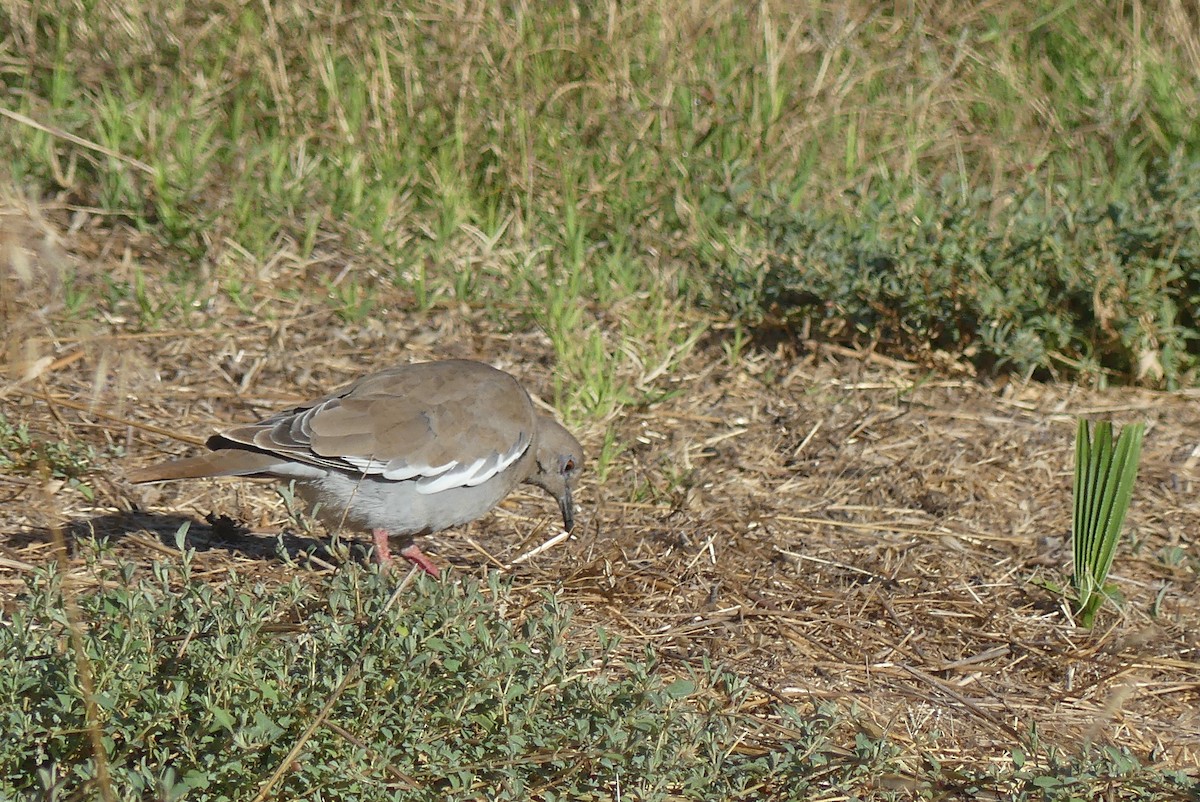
top-left (4, 202), bottom-right (1199, 777)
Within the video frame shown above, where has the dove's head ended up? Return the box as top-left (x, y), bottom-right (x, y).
top-left (527, 416), bottom-right (584, 533)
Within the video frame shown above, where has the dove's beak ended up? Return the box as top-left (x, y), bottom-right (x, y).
top-left (558, 484), bottom-right (575, 533)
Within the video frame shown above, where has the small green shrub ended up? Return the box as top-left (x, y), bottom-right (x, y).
top-left (708, 162), bottom-right (1200, 386)
top-left (0, 555), bottom-right (872, 801)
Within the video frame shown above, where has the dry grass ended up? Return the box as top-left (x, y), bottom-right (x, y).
top-left (4, 200), bottom-right (1199, 781)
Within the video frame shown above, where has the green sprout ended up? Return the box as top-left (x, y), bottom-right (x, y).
top-left (1072, 419), bottom-right (1144, 627)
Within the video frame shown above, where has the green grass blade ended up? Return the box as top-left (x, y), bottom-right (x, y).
top-left (1077, 421), bottom-right (1114, 605)
top-left (1084, 421), bottom-right (1106, 602)
top-left (1072, 419), bottom-right (1090, 590)
top-left (1092, 422), bottom-right (1145, 592)
top-left (1090, 422), bottom-right (1125, 576)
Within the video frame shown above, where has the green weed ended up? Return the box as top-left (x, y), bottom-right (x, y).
top-left (0, 413), bottom-right (105, 500)
top-left (712, 167), bottom-right (1200, 386)
top-left (0, 554), bottom-right (877, 801)
top-left (322, 275), bottom-right (377, 325)
top-left (1071, 419), bottom-right (1144, 627)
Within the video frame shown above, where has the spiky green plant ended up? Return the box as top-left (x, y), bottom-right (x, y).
top-left (1072, 419), bottom-right (1145, 627)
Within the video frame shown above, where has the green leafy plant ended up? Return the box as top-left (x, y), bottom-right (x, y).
top-left (0, 552), bottom-right (892, 801)
top-left (0, 413), bottom-right (104, 500)
top-left (1071, 419), bottom-right (1145, 627)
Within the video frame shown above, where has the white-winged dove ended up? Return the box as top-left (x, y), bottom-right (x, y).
top-left (127, 359), bottom-right (584, 575)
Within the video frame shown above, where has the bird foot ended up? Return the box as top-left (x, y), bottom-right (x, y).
top-left (371, 528), bottom-right (394, 565)
top-left (399, 543), bottom-right (441, 577)
top-left (371, 529), bottom-right (440, 576)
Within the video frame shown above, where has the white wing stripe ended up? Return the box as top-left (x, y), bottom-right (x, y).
top-left (380, 458), bottom-right (457, 480)
top-left (331, 432), bottom-right (531, 492)
top-left (413, 437), bottom-right (529, 495)
top-left (463, 452), bottom-right (500, 486)
top-left (416, 464), bottom-right (475, 494)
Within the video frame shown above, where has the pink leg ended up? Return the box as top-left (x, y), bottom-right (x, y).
top-left (371, 528), bottom-right (393, 565)
top-left (399, 543), bottom-right (441, 577)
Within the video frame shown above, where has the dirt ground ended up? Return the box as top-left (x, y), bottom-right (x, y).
top-left (4, 204), bottom-right (1200, 777)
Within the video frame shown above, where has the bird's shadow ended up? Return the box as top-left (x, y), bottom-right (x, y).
top-left (13, 509), bottom-right (373, 568)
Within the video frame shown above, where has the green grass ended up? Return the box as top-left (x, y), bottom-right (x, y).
top-left (6, 1), bottom-right (1200, 393)
top-left (2, 544), bottom-right (1193, 801)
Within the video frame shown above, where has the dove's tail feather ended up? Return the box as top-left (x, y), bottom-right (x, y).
top-left (125, 449), bottom-right (288, 483)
